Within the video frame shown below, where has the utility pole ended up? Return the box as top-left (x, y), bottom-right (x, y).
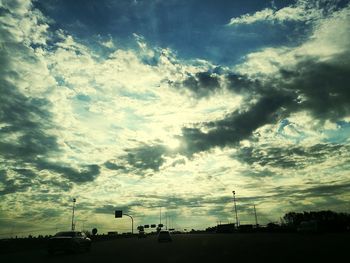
top-left (160, 207), bottom-right (162, 225)
top-left (253, 205), bottom-right (258, 227)
top-left (232, 191), bottom-right (239, 228)
top-left (165, 212), bottom-right (168, 230)
top-left (71, 198), bottom-right (76, 231)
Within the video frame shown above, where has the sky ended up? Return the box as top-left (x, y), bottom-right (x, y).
top-left (0, 0), bottom-right (350, 237)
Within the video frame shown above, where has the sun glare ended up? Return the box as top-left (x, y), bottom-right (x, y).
top-left (166, 137), bottom-right (180, 149)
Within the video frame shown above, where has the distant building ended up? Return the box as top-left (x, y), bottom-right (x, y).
top-left (238, 224), bottom-right (253, 232)
top-left (216, 223), bottom-right (235, 233)
top-left (107, 231), bottom-right (118, 236)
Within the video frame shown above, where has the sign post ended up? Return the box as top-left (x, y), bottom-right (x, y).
top-left (71, 198), bottom-right (76, 231)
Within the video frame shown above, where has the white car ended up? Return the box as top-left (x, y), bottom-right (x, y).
top-left (48, 231), bottom-right (91, 254)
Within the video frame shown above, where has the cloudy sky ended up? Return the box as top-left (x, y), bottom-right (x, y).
top-left (1, 0), bottom-right (350, 236)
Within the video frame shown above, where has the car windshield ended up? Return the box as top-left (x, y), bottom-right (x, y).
top-left (54, 231), bottom-right (77, 237)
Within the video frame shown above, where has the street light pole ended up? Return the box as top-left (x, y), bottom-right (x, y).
top-left (253, 205), bottom-right (258, 227)
top-left (160, 207), bottom-right (162, 225)
top-left (71, 198), bottom-right (76, 231)
top-left (232, 191), bottom-right (239, 228)
top-left (123, 213), bottom-right (134, 234)
top-left (166, 212), bottom-right (168, 230)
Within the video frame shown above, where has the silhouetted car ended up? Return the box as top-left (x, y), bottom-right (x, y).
top-left (138, 231), bottom-right (147, 238)
top-left (157, 230), bottom-right (172, 242)
top-left (48, 231), bottom-right (91, 254)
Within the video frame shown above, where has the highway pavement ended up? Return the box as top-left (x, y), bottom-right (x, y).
top-left (2, 233), bottom-right (349, 263)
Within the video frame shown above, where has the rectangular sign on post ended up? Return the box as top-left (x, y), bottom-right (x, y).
top-left (115, 210), bottom-right (123, 218)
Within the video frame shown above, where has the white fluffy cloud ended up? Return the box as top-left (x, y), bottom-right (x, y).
top-left (235, 4), bottom-right (350, 76)
top-left (228, 0), bottom-right (336, 25)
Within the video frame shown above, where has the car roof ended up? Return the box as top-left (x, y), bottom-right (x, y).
top-left (55, 231), bottom-right (81, 235)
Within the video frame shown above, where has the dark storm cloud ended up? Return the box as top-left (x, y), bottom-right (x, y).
top-left (0, 166), bottom-right (75, 195)
top-left (242, 182), bottom-right (350, 202)
top-left (239, 169), bottom-right (276, 178)
top-left (36, 161), bottom-right (101, 183)
top-left (178, 93), bottom-right (295, 156)
top-left (104, 160), bottom-right (127, 171)
top-left (235, 143), bottom-right (349, 169)
top-left (43, 179), bottom-right (73, 192)
top-left (119, 81), bottom-right (295, 167)
top-left (116, 80), bottom-right (293, 168)
top-left (119, 144), bottom-right (168, 173)
top-left (0, 80), bottom-right (101, 187)
top-left (0, 169), bottom-right (34, 195)
top-left (0, 76), bottom-right (100, 188)
top-left (0, 80), bottom-right (59, 162)
top-left (281, 54), bottom-right (350, 121)
top-left (179, 71), bottom-right (220, 98)
top-left (172, 49), bottom-right (350, 156)
top-left (0, 6), bottom-right (104, 189)
top-left (225, 73), bottom-right (262, 94)
top-left (301, 183), bottom-right (350, 198)
top-left (110, 44), bottom-right (350, 173)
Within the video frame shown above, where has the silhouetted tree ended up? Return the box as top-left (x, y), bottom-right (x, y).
top-left (283, 210), bottom-right (350, 232)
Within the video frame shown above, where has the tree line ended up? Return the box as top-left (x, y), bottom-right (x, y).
top-left (283, 210), bottom-right (350, 232)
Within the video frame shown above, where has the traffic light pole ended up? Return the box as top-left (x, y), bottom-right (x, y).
top-left (232, 191), bottom-right (239, 228)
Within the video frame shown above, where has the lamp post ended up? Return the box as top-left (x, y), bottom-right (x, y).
top-left (253, 205), bottom-right (258, 227)
top-left (71, 198), bottom-right (76, 231)
top-left (160, 207), bottom-right (162, 225)
top-left (123, 213), bottom-right (134, 234)
top-left (232, 191), bottom-right (239, 228)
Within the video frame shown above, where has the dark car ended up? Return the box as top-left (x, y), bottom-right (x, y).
top-left (138, 231), bottom-right (147, 238)
top-left (157, 230), bottom-right (172, 242)
top-left (48, 231), bottom-right (91, 254)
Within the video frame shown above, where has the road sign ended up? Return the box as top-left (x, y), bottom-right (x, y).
top-left (115, 210), bottom-right (122, 218)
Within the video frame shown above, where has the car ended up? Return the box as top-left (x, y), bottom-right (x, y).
top-left (138, 231), bottom-right (147, 238)
top-left (157, 230), bottom-right (172, 242)
top-left (48, 231), bottom-right (91, 254)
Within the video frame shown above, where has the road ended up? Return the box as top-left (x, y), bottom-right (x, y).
top-left (2, 233), bottom-right (349, 263)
